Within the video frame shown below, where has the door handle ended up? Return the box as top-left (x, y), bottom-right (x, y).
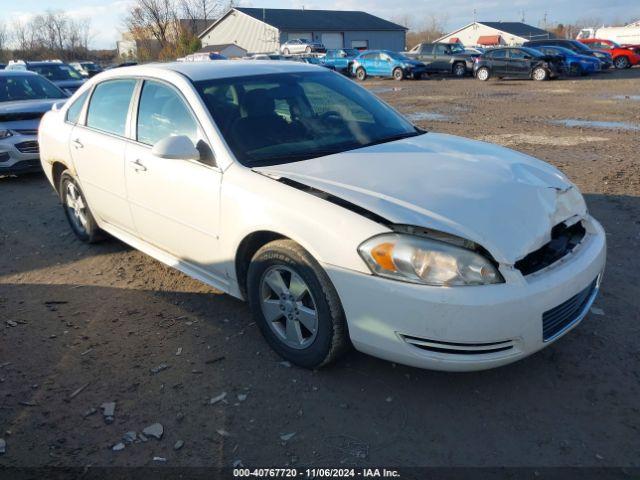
top-left (72, 138), bottom-right (83, 149)
top-left (131, 159), bottom-right (147, 172)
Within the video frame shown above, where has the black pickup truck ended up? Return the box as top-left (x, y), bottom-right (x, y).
top-left (404, 43), bottom-right (479, 77)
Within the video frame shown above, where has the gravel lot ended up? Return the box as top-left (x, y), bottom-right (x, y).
top-left (1, 68), bottom-right (639, 470)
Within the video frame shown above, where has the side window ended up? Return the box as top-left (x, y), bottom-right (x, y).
top-left (510, 49), bottom-right (527, 59)
top-left (136, 80), bottom-right (198, 146)
top-left (420, 44), bottom-right (434, 54)
top-left (65, 90), bottom-right (89, 124)
top-left (435, 44), bottom-right (448, 55)
top-left (490, 50), bottom-right (507, 59)
top-left (86, 79), bottom-right (136, 136)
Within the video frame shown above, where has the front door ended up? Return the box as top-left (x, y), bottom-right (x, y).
top-left (488, 49), bottom-right (509, 76)
top-left (432, 44), bottom-right (451, 71)
top-left (124, 80), bottom-right (223, 277)
top-left (70, 78), bottom-right (137, 232)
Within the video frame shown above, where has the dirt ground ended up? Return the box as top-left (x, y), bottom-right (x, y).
top-left (1, 68), bottom-right (639, 472)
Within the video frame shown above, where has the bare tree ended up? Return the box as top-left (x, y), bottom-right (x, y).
top-left (180, 0), bottom-right (224, 22)
top-left (126, 0), bottom-right (179, 50)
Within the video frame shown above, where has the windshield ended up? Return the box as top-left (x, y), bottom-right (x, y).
top-left (386, 52), bottom-right (411, 61)
top-left (195, 71), bottom-right (420, 167)
top-left (570, 40), bottom-right (593, 53)
top-left (0, 74), bottom-right (66, 102)
top-left (521, 47), bottom-right (544, 57)
top-left (30, 64), bottom-right (83, 81)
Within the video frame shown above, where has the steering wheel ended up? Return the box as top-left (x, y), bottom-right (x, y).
top-left (319, 110), bottom-right (343, 122)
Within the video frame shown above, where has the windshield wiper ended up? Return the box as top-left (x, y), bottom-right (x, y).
top-left (356, 131), bottom-right (424, 150)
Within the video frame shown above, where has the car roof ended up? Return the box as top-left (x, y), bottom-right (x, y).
top-left (0, 70), bottom-right (40, 77)
top-left (96, 60), bottom-right (321, 82)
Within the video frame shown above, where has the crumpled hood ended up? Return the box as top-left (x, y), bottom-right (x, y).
top-left (255, 133), bottom-right (588, 265)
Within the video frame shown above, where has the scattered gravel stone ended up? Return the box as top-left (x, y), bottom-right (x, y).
top-left (280, 432), bottom-right (296, 442)
top-left (590, 307), bottom-right (605, 316)
top-left (112, 442), bottom-right (125, 452)
top-left (279, 361), bottom-right (292, 368)
top-left (150, 363), bottom-right (170, 375)
top-left (176, 347), bottom-right (182, 356)
top-left (122, 431), bottom-right (137, 444)
top-left (210, 392), bottom-right (227, 405)
top-left (174, 440), bottom-right (184, 450)
top-left (216, 429), bottom-right (230, 437)
top-left (83, 407), bottom-right (97, 418)
top-left (138, 433), bottom-right (148, 443)
top-left (385, 396), bottom-right (393, 403)
top-left (5, 321), bottom-right (17, 327)
top-left (142, 423), bottom-right (164, 440)
top-left (232, 460), bottom-right (244, 467)
top-left (153, 456), bottom-right (167, 462)
top-left (176, 412), bottom-right (185, 422)
top-left (237, 394), bottom-right (247, 402)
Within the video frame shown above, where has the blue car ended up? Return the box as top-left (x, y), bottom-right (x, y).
top-left (322, 48), bottom-right (360, 73)
top-left (351, 50), bottom-right (427, 81)
top-left (533, 46), bottom-right (601, 76)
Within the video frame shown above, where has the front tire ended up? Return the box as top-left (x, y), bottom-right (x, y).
top-left (532, 66), bottom-right (549, 81)
top-left (613, 56), bottom-right (630, 69)
top-left (247, 239), bottom-right (349, 369)
top-left (476, 67), bottom-right (490, 81)
top-left (59, 171), bottom-right (104, 243)
top-left (356, 67), bottom-right (367, 81)
top-left (393, 67), bottom-right (404, 81)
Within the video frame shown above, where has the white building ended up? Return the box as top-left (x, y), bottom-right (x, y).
top-left (436, 21), bottom-right (555, 47)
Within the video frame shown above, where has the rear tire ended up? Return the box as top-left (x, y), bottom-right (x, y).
top-left (393, 67), bottom-right (404, 81)
top-left (476, 67), bottom-right (490, 81)
top-left (356, 67), bottom-right (367, 81)
top-left (613, 56), bottom-right (630, 69)
top-left (59, 171), bottom-right (104, 243)
top-left (453, 62), bottom-right (466, 77)
top-left (247, 239), bottom-right (349, 369)
top-left (532, 66), bottom-right (549, 81)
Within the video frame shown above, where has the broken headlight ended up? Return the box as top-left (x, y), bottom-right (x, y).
top-left (358, 233), bottom-right (504, 286)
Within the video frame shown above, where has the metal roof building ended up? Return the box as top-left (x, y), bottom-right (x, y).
top-left (198, 7), bottom-right (407, 54)
top-left (436, 21), bottom-right (555, 47)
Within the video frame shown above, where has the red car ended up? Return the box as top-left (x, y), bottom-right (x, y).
top-left (578, 38), bottom-right (640, 69)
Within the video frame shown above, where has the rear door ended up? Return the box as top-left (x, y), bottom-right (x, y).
top-left (488, 49), bottom-right (508, 76)
top-left (432, 44), bottom-right (451, 71)
top-left (70, 78), bottom-right (137, 232)
top-left (507, 49), bottom-right (531, 77)
top-left (418, 44), bottom-right (436, 70)
top-left (124, 79), bottom-right (223, 276)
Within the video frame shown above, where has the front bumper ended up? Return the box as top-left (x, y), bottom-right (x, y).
top-left (326, 217), bottom-right (606, 371)
top-left (0, 133), bottom-right (41, 175)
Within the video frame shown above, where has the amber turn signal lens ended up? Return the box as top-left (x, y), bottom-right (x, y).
top-left (371, 242), bottom-right (397, 272)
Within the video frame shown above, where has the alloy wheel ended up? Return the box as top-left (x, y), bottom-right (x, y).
top-left (259, 265), bottom-right (319, 349)
top-left (533, 67), bottom-right (547, 81)
top-left (65, 181), bottom-right (89, 233)
top-left (454, 63), bottom-right (466, 77)
top-left (477, 68), bottom-right (489, 81)
top-left (614, 57), bottom-right (629, 69)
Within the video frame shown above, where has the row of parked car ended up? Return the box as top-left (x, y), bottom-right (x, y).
top-left (238, 36), bottom-right (639, 83)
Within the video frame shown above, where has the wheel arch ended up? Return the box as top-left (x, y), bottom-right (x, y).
top-left (234, 230), bottom-right (289, 299)
top-left (51, 161), bottom-right (70, 195)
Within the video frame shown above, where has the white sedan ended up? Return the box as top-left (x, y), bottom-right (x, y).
top-left (38, 61), bottom-right (606, 371)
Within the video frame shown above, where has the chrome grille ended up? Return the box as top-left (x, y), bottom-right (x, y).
top-left (15, 141), bottom-right (39, 154)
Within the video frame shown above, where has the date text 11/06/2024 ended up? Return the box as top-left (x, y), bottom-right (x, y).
top-left (233, 468), bottom-right (401, 478)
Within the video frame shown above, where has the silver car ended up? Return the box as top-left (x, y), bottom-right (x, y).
top-left (0, 71), bottom-right (67, 175)
top-left (280, 38), bottom-right (326, 55)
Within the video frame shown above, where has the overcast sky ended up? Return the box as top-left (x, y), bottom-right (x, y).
top-left (1, 0), bottom-right (638, 49)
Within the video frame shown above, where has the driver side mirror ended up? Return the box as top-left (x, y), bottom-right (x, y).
top-left (151, 135), bottom-right (200, 161)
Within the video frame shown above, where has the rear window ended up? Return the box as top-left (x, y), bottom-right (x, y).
top-left (66, 90), bottom-right (89, 124)
top-left (86, 79), bottom-right (136, 136)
